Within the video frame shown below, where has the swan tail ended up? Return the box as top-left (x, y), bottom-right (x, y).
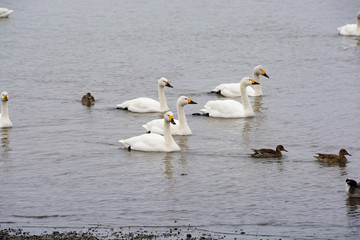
top-left (209, 89), bottom-right (221, 95)
top-left (192, 112), bottom-right (210, 116)
top-left (116, 105), bottom-right (128, 110)
top-left (142, 124), bottom-right (151, 132)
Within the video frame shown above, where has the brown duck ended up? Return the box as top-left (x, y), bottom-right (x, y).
top-left (314, 149), bottom-right (351, 163)
top-left (81, 92), bottom-right (95, 105)
top-left (251, 145), bottom-right (288, 158)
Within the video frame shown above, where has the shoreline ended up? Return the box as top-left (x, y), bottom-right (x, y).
top-left (0, 225), bottom-right (288, 240)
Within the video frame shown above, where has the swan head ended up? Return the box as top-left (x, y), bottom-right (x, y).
top-left (177, 96), bottom-right (197, 106)
top-left (276, 145), bottom-right (288, 152)
top-left (339, 149), bottom-right (351, 156)
top-left (158, 77), bottom-right (173, 88)
top-left (1, 91), bottom-right (9, 102)
top-left (241, 77), bottom-right (259, 86)
top-left (254, 65), bottom-right (269, 78)
top-left (164, 111), bottom-right (176, 125)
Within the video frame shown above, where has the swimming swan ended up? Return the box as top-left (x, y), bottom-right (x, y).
top-left (0, 8), bottom-right (13, 18)
top-left (143, 96), bottom-right (197, 135)
top-left (346, 179), bottom-right (360, 198)
top-left (0, 91), bottom-right (13, 128)
top-left (338, 11), bottom-right (360, 36)
top-left (119, 111), bottom-right (181, 152)
top-left (199, 77), bottom-right (259, 118)
top-left (211, 65), bottom-right (269, 97)
top-left (116, 77), bottom-right (173, 113)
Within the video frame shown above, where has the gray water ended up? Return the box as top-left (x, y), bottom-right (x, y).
top-left (1, 0), bottom-right (360, 239)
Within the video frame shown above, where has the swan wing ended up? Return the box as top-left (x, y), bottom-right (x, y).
top-left (119, 133), bottom-right (171, 152)
top-left (143, 119), bottom-right (181, 135)
top-left (0, 8), bottom-right (13, 17)
top-left (201, 100), bottom-right (244, 118)
top-left (212, 83), bottom-right (257, 97)
top-left (338, 24), bottom-right (360, 36)
top-left (117, 97), bottom-right (161, 113)
top-left (212, 83), bottom-right (240, 97)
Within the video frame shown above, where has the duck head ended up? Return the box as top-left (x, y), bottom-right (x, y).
top-left (276, 145), bottom-right (288, 152)
top-left (340, 149), bottom-right (351, 156)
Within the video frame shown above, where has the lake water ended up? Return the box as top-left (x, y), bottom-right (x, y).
top-left (1, 0), bottom-right (360, 239)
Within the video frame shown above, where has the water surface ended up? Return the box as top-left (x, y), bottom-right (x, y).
top-left (1, 0), bottom-right (360, 239)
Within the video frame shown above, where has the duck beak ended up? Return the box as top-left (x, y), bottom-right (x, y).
top-left (169, 115), bottom-right (176, 125)
top-left (187, 99), bottom-right (197, 104)
top-left (261, 70), bottom-right (269, 78)
top-left (284, 149), bottom-right (288, 152)
top-left (165, 81), bottom-right (173, 88)
top-left (251, 79), bottom-right (260, 85)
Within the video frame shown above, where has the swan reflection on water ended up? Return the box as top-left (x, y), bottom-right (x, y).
top-left (253, 96), bottom-right (264, 113)
top-left (1, 128), bottom-right (11, 159)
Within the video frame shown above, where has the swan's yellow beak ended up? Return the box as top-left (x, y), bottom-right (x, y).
top-left (250, 79), bottom-right (260, 85)
top-left (169, 115), bottom-right (176, 125)
top-left (187, 98), bottom-right (197, 104)
top-left (2, 95), bottom-right (8, 101)
top-left (261, 69), bottom-right (269, 78)
top-left (165, 81), bottom-right (173, 88)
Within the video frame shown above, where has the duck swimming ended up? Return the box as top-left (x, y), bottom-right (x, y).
top-left (81, 92), bottom-right (95, 105)
top-left (251, 145), bottom-right (287, 158)
top-left (143, 96), bottom-right (197, 135)
top-left (338, 11), bottom-right (360, 36)
top-left (346, 179), bottom-right (360, 198)
top-left (0, 91), bottom-right (13, 128)
top-left (116, 77), bottom-right (173, 113)
top-left (314, 149), bottom-right (351, 163)
top-left (210, 65), bottom-right (269, 97)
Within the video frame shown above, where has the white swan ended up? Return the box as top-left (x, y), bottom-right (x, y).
top-left (0, 8), bottom-right (13, 18)
top-left (143, 96), bottom-right (197, 135)
top-left (0, 91), bottom-right (13, 128)
top-left (211, 65), bottom-right (269, 97)
top-left (116, 77), bottom-right (173, 113)
top-left (338, 11), bottom-right (360, 36)
top-left (119, 111), bottom-right (180, 152)
top-left (200, 77), bottom-right (259, 118)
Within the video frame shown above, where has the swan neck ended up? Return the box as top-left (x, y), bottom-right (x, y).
top-left (240, 82), bottom-right (252, 112)
top-left (163, 119), bottom-right (175, 145)
top-left (357, 18), bottom-right (360, 29)
top-left (1, 101), bottom-right (9, 119)
top-left (252, 73), bottom-right (263, 95)
top-left (177, 104), bottom-right (188, 129)
top-left (158, 85), bottom-right (168, 111)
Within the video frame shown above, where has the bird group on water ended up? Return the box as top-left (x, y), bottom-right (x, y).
top-left (1, 11), bottom-right (359, 198)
